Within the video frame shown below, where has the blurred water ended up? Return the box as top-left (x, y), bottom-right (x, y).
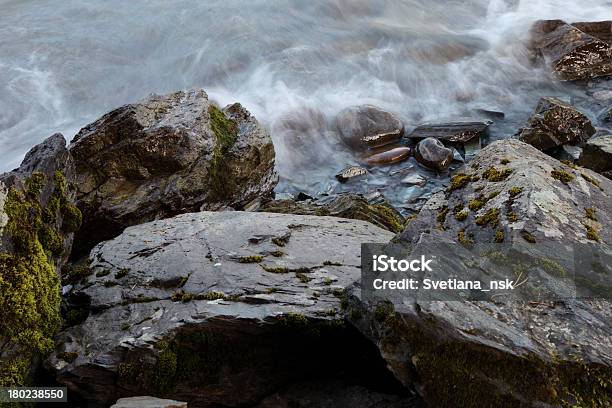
top-left (1, 0), bottom-right (611, 201)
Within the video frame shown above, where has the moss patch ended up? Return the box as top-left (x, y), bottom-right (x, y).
top-left (494, 229), bottom-right (505, 243)
top-left (437, 206), bottom-right (449, 223)
top-left (521, 231), bottom-right (537, 243)
top-left (237, 255), bottom-right (264, 263)
top-left (475, 208), bottom-right (499, 227)
top-left (208, 105), bottom-right (238, 201)
top-left (261, 264), bottom-right (289, 274)
top-left (585, 208), bottom-right (597, 221)
top-left (581, 173), bottom-right (601, 189)
top-left (448, 173), bottom-right (475, 191)
top-left (482, 167), bottom-right (513, 182)
top-left (458, 229), bottom-right (474, 246)
top-left (508, 187), bottom-right (523, 197)
top-left (584, 225), bottom-right (600, 242)
top-left (551, 169), bottom-right (575, 184)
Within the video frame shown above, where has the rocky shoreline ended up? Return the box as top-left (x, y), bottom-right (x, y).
top-left (0, 19), bottom-right (611, 408)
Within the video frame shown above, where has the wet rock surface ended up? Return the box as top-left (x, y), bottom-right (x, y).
top-left (518, 97), bottom-right (596, 151)
top-left (69, 89), bottom-right (277, 256)
top-left (530, 19), bottom-right (612, 81)
top-left (363, 146), bottom-right (411, 166)
top-left (335, 105), bottom-right (404, 150)
top-left (47, 212), bottom-right (395, 407)
top-left (578, 135), bottom-right (612, 178)
top-left (335, 166), bottom-right (368, 183)
top-left (414, 138), bottom-right (454, 172)
top-left (408, 120), bottom-right (490, 144)
top-left (257, 192), bottom-right (405, 233)
top-left (348, 139), bottom-right (612, 407)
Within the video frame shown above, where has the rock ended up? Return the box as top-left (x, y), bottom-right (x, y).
top-left (349, 139), bottom-right (612, 407)
top-left (408, 120), bottom-right (491, 144)
top-left (400, 173), bottom-right (427, 187)
top-left (572, 21), bottom-right (612, 45)
top-left (335, 166), bottom-right (368, 183)
top-left (69, 89), bottom-right (277, 256)
top-left (258, 193), bottom-right (405, 233)
top-left (255, 378), bottom-right (421, 408)
top-left (518, 97), bottom-right (596, 151)
top-left (530, 20), bottom-right (612, 81)
top-left (414, 138), bottom-right (453, 172)
top-left (600, 106), bottom-right (612, 123)
top-left (111, 396), bottom-right (188, 408)
top-left (47, 212), bottom-right (395, 407)
top-left (0, 134), bottom-right (80, 386)
top-left (578, 135), bottom-right (612, 178)
top-left (551, 144), bottom-right (583, 162)
top-left (335, 105), bottom-right (404, 150)
top-left (363, 147), bottom-right (411, 166)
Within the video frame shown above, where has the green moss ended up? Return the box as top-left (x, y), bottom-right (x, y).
top-left (171, 291), bottom-right (196, 302)
top-left (323, 277), bottom-right (333, 285)
top-left (296, 272), bottom-right (312, 284)
top-left (208, 104), bottom-right (238, 200)
top-left (370, 204), bottom-right (405, 233)
top-left (494, 229), bottom-right (505, 243)
top-left (551, 169), bottom-right (575, 184)
top-left (261, 264), bottom-right (289, 273)
top-left (448, 173), bottom-right (474, 191)
top-left (458, 229), bottom-right (474, 246)
top-left (374, 302), bottom-right (395, 323)
top-left (507, 211), bottom-right (518, 223)
top-left (323, 260), bottom-right (342, 266)
top-left (237, 255), bottom-right (264, 263)
top-left (121, 323), bottom-right (131, 331)
top-left (581, 173), bottom-right (601, 189)
top-left (272, 237), bottom-right (287, 247)
top-left (436, 206), bottom-right (449, 223)
top-left (468, 197), bottom-right (486, 211)
top-left (38, 224), bottom-right (63, 256)
top-left (584, 225), bottom-right (600, 242)
top-left (57, 351), bottom-right (78, 363)
top-left (195, 291), bottom-right (227, 301)
top-left (475, 208), bottom-right (499, 227)
top-left (279, 313), bottom-right (309, 328)
top-left (500, 158), bottom-right (511, 165)
top-left (0, 173), bottom-right (63, 386)
top-left (508, 186), bottom-right (523, 197)
top-left (585, 208), bottom-right (597, 221)
top-left (455, 210), bottom-right (469, 221)
top-left (152, 344), bottom-right (178, 393)
top-left (115, 268), bottom-right (129, 279)
top-left (270, 250), bottom-right (284, 257)
top-left (521, 231), bottom-right (537, 243)
top-left (560, 160), bottom-right (578, 170)
top-left (314, 207), bottom-right (330, 216)
top-left (482, 167), bottom-right (513, 182)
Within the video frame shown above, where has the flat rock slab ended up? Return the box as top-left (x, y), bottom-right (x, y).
top-left (49, 211), bottom-right (394, 407)
top-left (111, 396), bottom-right (187, 408)
top-left (408, 121), bottom-right (490, 144)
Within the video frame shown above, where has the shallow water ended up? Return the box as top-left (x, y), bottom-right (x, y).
top-left (1, 0), bottom-right (611, 207)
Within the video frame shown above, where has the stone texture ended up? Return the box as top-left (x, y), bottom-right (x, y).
top-left (47, 212), bottom-right (395, 407)
top-left (518, 97), bottom-right (596, 151)
top-left (111, 396), bottom-right (187, 408)
top-left (363, 147), bottom-right (411, 166)
top-left (414, 138), bottom-right (453, 172)
top-left (578, 135), bottom-right (612, 178)
top-left (335, 166), bottom-right (368, 183)
top-left (69, 89), bottom-right (277, 256)
top-left (572, 21), bottom-right (612, 45)
top-left (408, 120), bottom-right (490, 144)
top-left (335, 105), bottom-right (404, 150)
top-left (257, 193), bottom-right (405, 233)
top-left (348, 139), bottom-right (612, 407)
top-left (530, 20), bottom-right (612, 81)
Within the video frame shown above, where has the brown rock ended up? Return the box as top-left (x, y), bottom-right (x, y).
top-left (414, 138), bottom-right (453, 172)
top-left (363, 147), bottom-right (411, 166)
top-left (408, 120), bottom-right (490, 144)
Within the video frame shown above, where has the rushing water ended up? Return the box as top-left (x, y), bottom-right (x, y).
top-left (1, 0), bottom-right (611, 205)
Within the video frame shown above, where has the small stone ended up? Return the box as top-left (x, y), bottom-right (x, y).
top-left (364, 147), bottom-right (411, 166)
top-left (414, 138), bottom-right (454, 172)
top-left (401, 173), bottom-right (427, 187)
top-left (518, 97), bottom-right (595, 151)
top-left (111, 396), bottom-right (188, 408)
top-left (335, 166), bottom-right (368, 183)
top-left (335, 105), bottom-right (404, 150)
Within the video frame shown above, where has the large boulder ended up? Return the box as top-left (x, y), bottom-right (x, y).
top-left (69, 89), bottom-right (277, 255)
top-left (530, 20), bottom-right (612, 81)
top-left (578, 135), bottom-right (612, 179)
top-left (335, 105), bottom-right (404, 150)
top-left (47, 212), bottom-right (396, 407)
top-left (0, 134), bottom-right (80, 386)
top-left (518, 97), bottom-right (595, 151)
top-left (347, 139), bottom-right (612, 407)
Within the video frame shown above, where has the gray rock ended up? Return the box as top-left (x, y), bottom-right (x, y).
top-left (518, 97), bottom-right (596, 151)
top-left (335, 105), bottom-right (404, 150)
top-left (578, 135), bottom-right (612, 178)
top-left (400, 173), bottom-right (427, 187)
top-left (48, 212), bottom-right (394, 407)
top-left (335, 166), bottom-right (368, 183)
top-left (530, 20), bottom-right (612, 81)
top-left (414, 138), bottom-right (453, 172)
top-left (111, 396), bottom-right (187, 408)
top-left (69, 89), bottom-right (277, 256)
top-left (408, 120), bottom-right (490, 144)
top-left (349, 139), bottom-right (612, 407)
top-left (0, 134), bottom-right (79, 386)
